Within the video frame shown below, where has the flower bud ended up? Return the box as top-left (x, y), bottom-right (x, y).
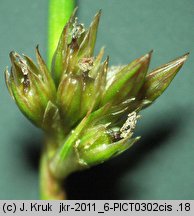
top-left (137, 53), bottom-right (189, 103)
top-left (57, 56), bottom-right (108, 129)
top-left (52, 9), bottom-right (101, 85)
top-left (50, 103), bottom-right (140, 178)
top-left (5, 48), bottom-right (56, 130)
top-left (102, 51), bottom-right (152, 105)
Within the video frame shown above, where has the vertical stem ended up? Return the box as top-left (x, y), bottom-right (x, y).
top-left (42, 0), bottom-right (75, 200)
top-left (48, 0), bottom-right (75, 67)
top-left (39, 146), bottom-right (66, 200)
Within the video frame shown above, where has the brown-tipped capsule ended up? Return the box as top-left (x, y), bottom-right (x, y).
top-left (6, 51), bottom-right (57, 130)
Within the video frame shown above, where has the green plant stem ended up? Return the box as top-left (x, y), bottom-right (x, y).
top-left (39, 145), bottom-right (66, 200)
top-left (42, 0), bottom-right (75, 200)
top-left (48, 0), bottom-right (75, 67)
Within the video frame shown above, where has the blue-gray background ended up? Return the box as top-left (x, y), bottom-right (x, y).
top-left (0, 0), bottom-right (194, 199)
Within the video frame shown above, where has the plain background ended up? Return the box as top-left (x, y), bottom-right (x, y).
top-left (0, 0), bottom-right (194, 199)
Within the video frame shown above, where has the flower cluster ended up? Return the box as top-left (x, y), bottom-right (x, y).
top-left (5, 10), bottom-right (188, 178)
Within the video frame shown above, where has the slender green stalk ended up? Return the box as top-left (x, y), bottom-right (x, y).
top-left (39, 0), bottom-right (75, 200)
top-left (40, 143), bottom-right (66, 200)
top-left (48, 0), bottom-right (75, 67)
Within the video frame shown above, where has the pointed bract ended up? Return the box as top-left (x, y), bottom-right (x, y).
top-left (138, 53), bottom-right (189, 103)
top-left (78, 10), bottom-right (101, 58)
